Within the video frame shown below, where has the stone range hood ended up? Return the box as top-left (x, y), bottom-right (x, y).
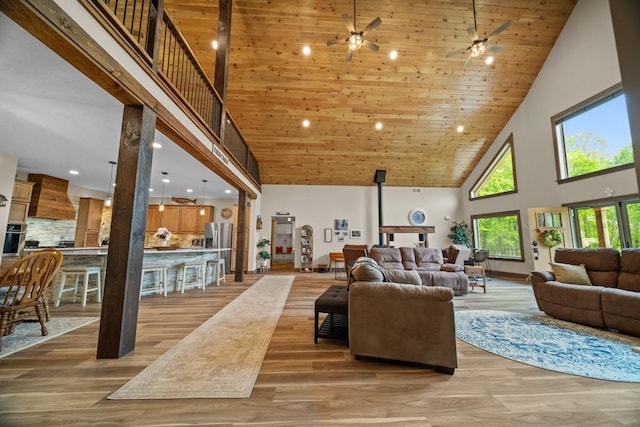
top-left (27, 174), bottom-right (77, 220)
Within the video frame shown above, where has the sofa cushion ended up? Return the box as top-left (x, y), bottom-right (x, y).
top-left (554, 248), bottom-right (620, 288)
top-left (413, 248), bottom-right (444, 271)
top-left (400, 247), bottom-right (418, 270)
top-left (369, 248), bottom-right (404, 270)
top-left (618, 248), bottom-right (640, 292)
top-left (532, 280), bottom-right (605, 328)
top-left (385, 269), bottom-right (421, 286)
top-left (549, 262), bottom-right (592, 285)
top-left (601, 287), bottom-right (640, 336)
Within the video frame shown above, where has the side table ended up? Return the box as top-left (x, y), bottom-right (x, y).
top-left (464, 265), bottom-right (487, 293)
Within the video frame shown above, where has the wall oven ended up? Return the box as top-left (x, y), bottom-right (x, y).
top-left (3, 223), bottom-right (27, 256)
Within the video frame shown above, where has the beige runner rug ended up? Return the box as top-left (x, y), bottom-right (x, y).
top-left (109, 275), bottom-right (294, 399)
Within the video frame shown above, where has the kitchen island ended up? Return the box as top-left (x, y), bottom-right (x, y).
top-left (25, 247), bottom-right (231, 297)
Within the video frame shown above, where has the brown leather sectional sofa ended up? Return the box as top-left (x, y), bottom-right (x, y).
top-left (369, 247), bottom-right (469, 296)
top-left (530, 247), bottom-right (640, 337)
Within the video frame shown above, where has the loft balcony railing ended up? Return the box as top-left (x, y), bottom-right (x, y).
top-left (94, 0), bottom-right (259, 185)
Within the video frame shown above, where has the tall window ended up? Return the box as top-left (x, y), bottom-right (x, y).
top-left (469, 135), bottom-right (517, 200)
top-left (471, 211), bottom-right (523, 260)
top-left (552, 84), bottom-right (633, 181)
top-left (570, 198), bottom-right (640, 249)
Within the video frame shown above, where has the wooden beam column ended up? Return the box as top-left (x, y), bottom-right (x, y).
top-left (234, 189), bottom-right (247, 282)
top-left (97, 105), bottom-right (155, 359)
top-left (610, 0), bottom-right (640, 193)
top-left (214, 0), bottom-right (232, 143)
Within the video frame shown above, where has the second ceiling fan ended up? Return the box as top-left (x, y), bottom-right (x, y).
top-left (446, 0), bottom-right (511, 67)
top-left (326, 0), bottom-right (382, 62)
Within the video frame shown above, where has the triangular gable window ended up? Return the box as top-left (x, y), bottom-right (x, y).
top-left (469, 134), bottom-right (517, 199)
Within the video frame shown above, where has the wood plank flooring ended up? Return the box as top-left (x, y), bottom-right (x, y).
top-left (1, 273), bottom-right (638, 426)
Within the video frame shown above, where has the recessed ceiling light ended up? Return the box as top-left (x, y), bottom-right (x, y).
top-left (212, 40), bottom-right (218, 50)
top-left (162, 177), bottom-right (170, 183)
top-left (186, 188), bottom-right (193, 193)
top-left (69, 170), bottom-right (79, 175)
top-left (375, 122), bottom-right (383, 130)
top-left (485, 56), bottom-right (494, 65)
top-left (302, 45), bottom-right (311, 56)
top-left (302, 119), bottom-right (310, 127)
top-left (149, 188), bottom-right (154, 192)
top-left (389, 50), bottom-right (398, 60)
top-left (225, 189), bottom-right (232, 194)
top-left (457, 125), bottom-right (464, 133)
top-left (152, 142), bottom-right (162, 148)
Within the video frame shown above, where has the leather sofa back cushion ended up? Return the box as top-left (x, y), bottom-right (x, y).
top-left (385, 269), bottom-right (421, 286)
top-left (369, 248), bottom-right (404, 269)
top-left (619, 248), bottom-right (640, 292)
top-left (554, 248), bottom-right (620, 287)
top-left (414, 248), bottom-right (444, 270)
top-left (400, 247), bottom-right (418, 269)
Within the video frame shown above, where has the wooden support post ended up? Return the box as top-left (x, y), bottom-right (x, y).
top-left (234, 190), bottom-right (247, 282)
top-left (97, 105), bottom-right (155, 359)
top-left (214, 0), bottom-right (232, 143)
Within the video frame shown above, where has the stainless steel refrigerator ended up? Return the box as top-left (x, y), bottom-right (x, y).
top-left (204, 222), bottom-right (233, 272)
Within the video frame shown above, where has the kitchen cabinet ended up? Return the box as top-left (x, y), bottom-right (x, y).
top-left (195, 206), bottom-right (214, 232)
top-left (147, 205), bottom-right (212, 233)
top-left (8, 180), bottom-right (34, 223)
top-left (74, 198), bottom-right (104, 247)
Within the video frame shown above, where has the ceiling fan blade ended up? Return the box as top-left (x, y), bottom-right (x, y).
top-left (342, 14), bottom-right (355, 33)
top-left (361, 17), bottom-right (382, 36)
top-left (485, 20), bottom-right (511, 41)
top-left (363, 40), bottom-right (379, 51)
top-left (346, 48), bottom-right (354, 62)
top-left (467, 25), bottom-right (478, 41)
top-left (463, 54), bottom-right (473, 68)
top-left (446, 47), bottom-right (469, 58)
top-left (327, 38), bottom-right (346, 47)
top-left (486, 44), bottom-right (504, 53)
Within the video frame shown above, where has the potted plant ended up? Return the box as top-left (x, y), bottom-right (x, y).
top-left (257, 238), bottom-right (271, 267)
top-left (448, 221), bottom-right (472, 247)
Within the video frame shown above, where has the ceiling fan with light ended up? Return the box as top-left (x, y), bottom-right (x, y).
top-left (326, 0), bottom-right (382, 62)
top-left (446, 0), bottom-right (511, 67)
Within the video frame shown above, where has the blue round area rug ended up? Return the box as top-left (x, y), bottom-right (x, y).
top-left (455, 310), bottom-right (640, 382)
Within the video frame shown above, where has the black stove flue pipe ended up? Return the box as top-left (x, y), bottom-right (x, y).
top-left (373, 170), bottom-right (387, 246)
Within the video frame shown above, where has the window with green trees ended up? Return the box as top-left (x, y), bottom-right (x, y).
top-left (469, 134), bottom-right (517, 199)
top-left (471, 210), bottom-right (523, 260)
top-left (553, 85), bottom-right (633, 181)
top-left (570, 199), bottom-right (640, 249)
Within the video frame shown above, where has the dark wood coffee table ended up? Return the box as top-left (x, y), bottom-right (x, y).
top-left (314, 285), bottom-right (349, 345)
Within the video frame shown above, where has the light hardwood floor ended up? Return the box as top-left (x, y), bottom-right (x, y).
top-left (1, 273), bottom-right (639, 426)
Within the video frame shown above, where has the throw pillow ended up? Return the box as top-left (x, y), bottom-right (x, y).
top-left (349, 257), bottom-right (385, 283)
top-left (549, 262), bottom-right (592, 285)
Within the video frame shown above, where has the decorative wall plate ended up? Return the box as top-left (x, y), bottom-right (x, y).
top-left (220, 207), bottom-right (233, 219)
top-left (408, 208), bottom-right (427, 226)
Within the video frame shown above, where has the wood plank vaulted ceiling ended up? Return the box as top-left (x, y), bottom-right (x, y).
top-left (164, 0), bottom-right (577, 188)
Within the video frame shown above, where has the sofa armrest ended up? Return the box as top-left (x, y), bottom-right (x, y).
top-left (530, 270), bottom-right (555, 285)
top-left (348, 281), bottom-right (457, 370)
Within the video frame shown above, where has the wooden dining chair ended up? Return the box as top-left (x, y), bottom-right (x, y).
top-left (0, 249), bottom-right (64, 352)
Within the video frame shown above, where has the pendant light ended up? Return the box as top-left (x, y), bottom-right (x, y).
top-left (200, 179), bottom-right (207, 216)
top-left (159, 171), bottom-right (168, 212)
top-left (104, 161), bottom-right (117, 207)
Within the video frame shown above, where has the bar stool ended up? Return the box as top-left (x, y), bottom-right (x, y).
top-left (205, 258), bottom-right (226, 286)
top-left (140, 265), bottom-right (167, 298)
top-left (55, 266), bottom-right (102, 307)
top-left (177, 262), bottom-right (205, 293)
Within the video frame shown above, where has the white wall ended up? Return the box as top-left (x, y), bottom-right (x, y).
top-left (461, 0), bottom-right (638, 275)
top-left (0, 153), bottom-right (18, 262)
top-left (261, 184), bottom-right (462, 268)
